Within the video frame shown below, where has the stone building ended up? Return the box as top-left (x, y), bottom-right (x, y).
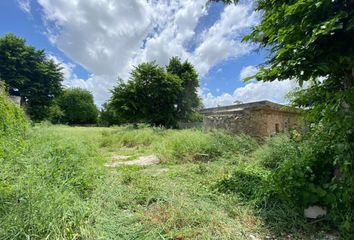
top-left (201, 100), bottom-right (299, 139)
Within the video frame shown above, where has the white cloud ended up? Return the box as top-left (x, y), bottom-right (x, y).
top-left (191, 3), bottom-right (259, 76)
top-left (47, 54), bottom-right (113, 106)
top-left (17, 0), bottom-right (31, 14)
top-left (33, 0), bottom-right (259, 105)
top-left (47, 54), bottom-right (78, 83)
top-left (201, 80), bottom-right (298, 108)
top-left (240, 65), bottom-right (258, 81)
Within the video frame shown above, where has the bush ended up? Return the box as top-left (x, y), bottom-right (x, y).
top-left (215, 166), bottom-right (268, 199)
top-left (216, 132), bottom-right (354, 238)
top-left (0, 89), bottom-right (28, 159)
top-left (253, 135), bottom-right (299, 169)
top-left (268, 129), bottom-right (354, 237)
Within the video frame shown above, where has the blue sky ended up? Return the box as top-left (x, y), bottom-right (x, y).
top-left (1, 0), bottom-right (296, 107)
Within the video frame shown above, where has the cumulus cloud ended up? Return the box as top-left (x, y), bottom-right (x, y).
top-left (201, 80), bottom-right (298, 108)
top-left (240, 65), bottom-right (258, 81)
top-left (191, 4), bottom-right (259, 76)
top-left (29, 0), bottom-right (260, 105)
top-left (47, 54), bottom-right (113, 106)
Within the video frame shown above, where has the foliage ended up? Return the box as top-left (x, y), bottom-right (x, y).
top-left (110, 63), bottom-right (183, 128)
top-left (216, 0), bottom-right (354, 86)
top-left (217, 133), bottom-right (354, 238)
top-left (108, 58), bottom-right (201, 128)
top-left (48, 101), bottom-right (64, 124)
top-left (213, 0), bottom-right (354, 237)
top-left (0, 86), bottom-right (28, 159)
top-left (253, 134), bottom-right (300, 169)
top-left (166, 57), bottom-right (202, 122)
top-left (0, 33), bottom-right (63, 121)
top-left (56, 88), bottom-right (98, 124)
top-left (215, 167), bottom-right (267, 199)
top-left (98, 102), bottom-right (121, 126)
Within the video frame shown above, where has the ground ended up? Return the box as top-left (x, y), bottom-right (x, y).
top-left (1, 125), bottom-right (336, 239)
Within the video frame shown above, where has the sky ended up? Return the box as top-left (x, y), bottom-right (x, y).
top-left (0, 0), bottom-right (297, 107)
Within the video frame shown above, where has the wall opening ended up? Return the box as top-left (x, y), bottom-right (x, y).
top-left (275, 123), bottom-right (280, 133)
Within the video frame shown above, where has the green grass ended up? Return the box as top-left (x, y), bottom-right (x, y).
top-left (1, 123), bottom-right (337, 239)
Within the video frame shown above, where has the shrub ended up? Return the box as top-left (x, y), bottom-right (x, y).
top-left (215, 167), bottom-right (268, 199)
top-left (268, 129), bottom-right (354, 237)
top-left (218, 132), bottom-right (354, 238)
top-left (0, 89), bottom-right (28, 159)
top-left (253, 135), bottom-right (299, 169)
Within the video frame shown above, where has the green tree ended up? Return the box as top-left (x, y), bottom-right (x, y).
top-left (215, 0), bottom-right (354, 236)
top-left (110, 63), bottom-right (182, 128)
top-left (166, 57), bottom-right (202, 122)
top-left (211, 0), bottom-right (354, 88)
top-left (0, 33), bottom-right (63, 121)
top-left (57, 88), bottom-right (98, 124)
top-left (98, 102), bottom-right (120, 126)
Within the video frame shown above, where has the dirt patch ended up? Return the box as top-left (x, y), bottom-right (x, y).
top-left (143, 168), bottom-right (169, 176)
top-left (105, 155), bottom-right (159, 167)
top-left (112, 155), bottom-right (130, 160)
top-left (105, 155), bottom-right (130, 167)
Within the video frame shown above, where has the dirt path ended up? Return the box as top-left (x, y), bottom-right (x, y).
top-left (105, 154), bottom-right (159, 167)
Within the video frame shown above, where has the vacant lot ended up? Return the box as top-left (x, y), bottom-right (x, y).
top-left (1, 125), bottom-right (335, 239)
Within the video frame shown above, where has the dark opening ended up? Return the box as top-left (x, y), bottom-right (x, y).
top-left (275, 123), bottom-right (280, 133)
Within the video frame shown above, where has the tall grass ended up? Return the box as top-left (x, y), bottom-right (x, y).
top-left (0, 91), bottom-right (28, 159)
top-left (0, 118), bottom-right (104, 238)
top-left (99, 126), bottom-right (258, 163)
top-left (1, 111), bottom-right (339, 239)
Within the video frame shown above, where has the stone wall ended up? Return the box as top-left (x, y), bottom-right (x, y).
top-left (202, 101), bottom-right (299, 139)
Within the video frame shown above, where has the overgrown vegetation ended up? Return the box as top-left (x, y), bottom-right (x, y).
top-left (213, 0), bottom-right (354, 238)
top-left (0, 92), bottom-right (103, 239)
top-left (0, 100), bottom-right (343, 240)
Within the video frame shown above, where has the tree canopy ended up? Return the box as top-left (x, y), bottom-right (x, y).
top-left (166, 57), bottom-right (202, 122)
top-left (107, 58), bottom-right (202, 128)
top-left (55, 88), bottom-right (98, 125)
top-left (0, 33), bottom-right (63, 121)
top-left (110, 62), bottom-right (183, 128)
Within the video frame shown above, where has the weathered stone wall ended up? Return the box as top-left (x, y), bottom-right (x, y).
top-left (203, 110), bottom-right (252, 135)
top-left (262, 110), bottom-right (298, 136)
top-left (202, 102), bottom-right (299, 139)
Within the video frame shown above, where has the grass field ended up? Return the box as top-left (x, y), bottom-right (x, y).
top-left (1, 125), bottom-right (335, 239)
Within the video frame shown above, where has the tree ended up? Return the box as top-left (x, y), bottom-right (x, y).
top-left (56, 88), bottom-right (98, 124)
top-left (212, 0), bottom-right (354, 88)
top-left (110, 63), bottom-right (182, 128)
top-left (0, 33), bottom-right (63, 121)
top-left (98, 102), bottom-right (121, 126)
top-left (166, 57), bottom-right (202, 122)
top-left (214, 0), bottom-right (354, 235)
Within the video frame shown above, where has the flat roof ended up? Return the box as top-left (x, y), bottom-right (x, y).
top-left (201, 100), bottom-right (299, 114)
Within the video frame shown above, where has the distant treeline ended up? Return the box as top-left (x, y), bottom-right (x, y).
top-left (0, 33), bottom-right (201, 128)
